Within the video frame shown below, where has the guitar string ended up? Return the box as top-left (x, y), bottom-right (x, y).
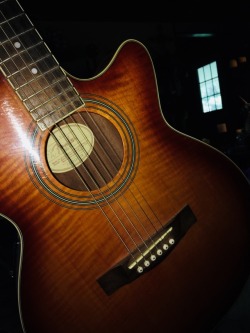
top-left (67, 110), bottom-right (164, 242)
top-left (60, 112), bottom-right (162, 253)
top-left (50, 103), bottom-right (168, 263)
top-left (7, 3), bottom-right (164, 249)
top-left (0, 5), bottom-right (164, 258)
top-left (52, 119), bottom-right (151, 257)
top-left (75, 107), bottom-right (164, 230)
top-left (0, 11), bottom-right (148, 264)
top-left (1, 7), bottom-right (167, 264)
top-left (47, 125), bottom-right (140, 260)
top-left (0, 5), bottom-right (168, 268)
top-left (0, 16), bottom-right (143, 263)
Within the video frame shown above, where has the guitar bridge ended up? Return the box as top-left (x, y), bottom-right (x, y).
top-left (97, 204), bottom-right (196, 295)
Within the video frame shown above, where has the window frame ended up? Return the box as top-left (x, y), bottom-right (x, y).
top-left (197, 61), bottom-right (223, 113)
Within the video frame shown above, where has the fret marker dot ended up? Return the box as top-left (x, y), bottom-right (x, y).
top-left (14, 42), bottom-right (21, 48)
top-left (31, 68), bottom-right (38, 74)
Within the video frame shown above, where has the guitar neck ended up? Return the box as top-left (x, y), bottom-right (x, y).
top-left (0, 0), bottom-right (84, 130)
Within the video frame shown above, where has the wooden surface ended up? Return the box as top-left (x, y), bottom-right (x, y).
top-left (0, 40), bottom-right (250, 333)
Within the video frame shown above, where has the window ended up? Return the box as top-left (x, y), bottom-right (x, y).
top-left (197, 61), bottom-right (223, 113)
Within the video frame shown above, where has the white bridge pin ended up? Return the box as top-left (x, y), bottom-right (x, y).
top-left (163, 244), bottom-right (169, 250)
top-left (157, 249), bottom-right (163, 256)
top-left (150, 254), bottom-right (156, 261)
top-left (169, 238), bottom-right (175, 245)
top-left (137, 266), bottom-right (143, 273)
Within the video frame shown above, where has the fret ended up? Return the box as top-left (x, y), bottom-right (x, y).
top-left (2, 52), bottom-right (26, 73)
top-left (16, 28), bottom-right (43, 49)
top-left (2, 13), bottom-right (32, 40)
top-left (16, 66), bottom-right (71, 99)
top-left (4, 51), bottom-right (57, 81)
top-left (4, 56), bottom-right (54, 90)
top-left (0, 0), bottom-right (22, 22)
top-left (15, 66), bottom-right (70, 101)
top-left (24, 42), bottom-right (52, 63)
top-left (0, 14), bottom-right (32, 42)
top-left (32, 92), bottom-right (83, 123)
top-left (0, 29), bottom-right (43, 63)
top-left (25, 79), bottom-right (78, 117)
top-left (0, 0), bottom-right (85, 130)
top-left (0, 38), bottom-right (47, 64)
top-left (1, 43), bottom-right (57, 89)
top-left (38, 100), bottom-right (84, 131)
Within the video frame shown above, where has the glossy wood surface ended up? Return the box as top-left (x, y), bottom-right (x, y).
top-left (0, 40), bottom-right (250, 333)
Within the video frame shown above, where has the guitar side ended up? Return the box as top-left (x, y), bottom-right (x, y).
top-left (0, 39), bottom-right (250, 333)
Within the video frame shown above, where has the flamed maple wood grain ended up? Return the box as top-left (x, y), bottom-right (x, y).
top-left (0, 40), bottom-right (250, 333)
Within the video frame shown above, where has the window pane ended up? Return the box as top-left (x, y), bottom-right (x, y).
top-left (215, 94), bottom-right (222, 109)
top-left (209, 95), bottom-right (216, 111)
top-left (198, 67), bottom-right (205, 82)
top-left (206, 79), bottom-right (214, 96)
top-left (212, 77), bottom-right (220, 94)
top-left (202, 97), bottom-right (210, 112)
top-left (204, 64), bottom-right (212, 80)
top-left (200, 82), bottom-right (207, 98)
top-left (211, 61), bottom-right (218, 77)
top-left (197, 61), bottom-right (222, 113)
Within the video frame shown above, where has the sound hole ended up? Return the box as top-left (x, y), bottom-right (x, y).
top-left (46, 112), bottom-right (124, 191)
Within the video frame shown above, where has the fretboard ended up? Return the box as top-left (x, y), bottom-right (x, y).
top-left (0, 0), bottom-right (84, 130)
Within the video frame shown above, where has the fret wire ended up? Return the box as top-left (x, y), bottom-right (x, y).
top-left (17, 28), bottom-right (43, 48)
top-left (36, 95), bottom-right (84, 123)
top-left (2, 29), bottom-right (43, 83)
top-left (14, 67), bottom-right (75, 107)
top-left (15, 66), bottom-right (60, 91)
top-left (0, 7), bottom-right (49, 97)
top-left (31, 90), bottom-right (84, 121)
top-left (0, 0), bottom-right (84, 130)
top-left (3, 40), bottom-right (83, 107)
top-left (22, 77), bottom-right (70, 102)
top-left (26, 73), bottom-right (81, 114)
top-left (38, 105), bottom-right (84, 131)
top-left (7, 13), bottom-right (32, 38)
top-left (2, 42), bottom-right (57, 80)
top-left (1, 13), bottom-right (32, 41)
top-left (23, 76), bottom-right (77, 103)
top-left (1, 40), bottom-right (50, 68)
top-left (0, 0), bottom-right (23, 23)
top-left (4, 53), bottom-right (54, 80)
top-left (0, 28), bottom-right (42, 61)
top-left (2, 33), bottom-right (82, 113)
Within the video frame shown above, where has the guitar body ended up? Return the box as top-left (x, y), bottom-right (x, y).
top-left (0, 39), bottom-right (250, 333)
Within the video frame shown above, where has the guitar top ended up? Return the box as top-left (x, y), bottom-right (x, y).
top-left (0, 1), bottom-right (250, 332)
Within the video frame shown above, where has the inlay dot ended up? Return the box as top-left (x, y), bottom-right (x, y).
top-left (14, 41), bottom-right (21, 48)
top-left (31, 68), bottom-right (38, 74)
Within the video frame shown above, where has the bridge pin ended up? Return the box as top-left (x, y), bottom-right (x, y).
top-left (163, 243), bottom-right (169, 250)
top-left (137, 266), bottom-right (143, 273)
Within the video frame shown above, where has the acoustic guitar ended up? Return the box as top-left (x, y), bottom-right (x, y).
top-left (0, 1), bottom-right (250, 332)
